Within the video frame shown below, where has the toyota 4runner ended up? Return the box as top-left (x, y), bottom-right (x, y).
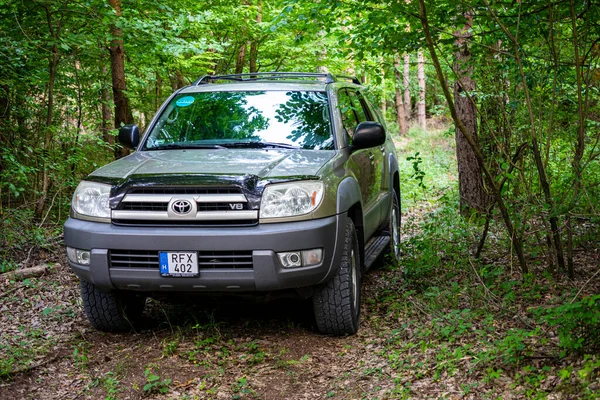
top-left (64, 72), bottom-right (401, 335)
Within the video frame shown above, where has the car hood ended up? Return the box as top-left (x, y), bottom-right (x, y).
top-left (89, 149), bottom-right (335, 181)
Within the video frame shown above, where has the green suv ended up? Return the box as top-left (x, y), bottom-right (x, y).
top-left (64, 72), bottom-right (401, 335)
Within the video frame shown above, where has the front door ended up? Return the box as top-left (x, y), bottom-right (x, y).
top-left (338, 89), bottom-right (380, 237)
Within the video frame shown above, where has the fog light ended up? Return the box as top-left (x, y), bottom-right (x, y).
top-left (278, 248), bottom-right (323, 268)
top-left (67, 247), bottom-right (91, 265)
top-left (302, 248), bottom-right (323, 266)
top-left (278, 252), bottom-right (302, 268)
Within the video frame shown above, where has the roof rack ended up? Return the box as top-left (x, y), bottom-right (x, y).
top-left (336, 75), bottom-right (362, 85)
top-left (192, 72), bottom-right (360, 86)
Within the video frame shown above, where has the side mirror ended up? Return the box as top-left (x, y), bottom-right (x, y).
top-left (118, 124), bottom-right (140, 149)
top-left (351, 122), bottom-right (385, 151)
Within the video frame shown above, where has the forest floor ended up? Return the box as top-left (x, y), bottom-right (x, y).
top-left (1, 126), bottom-right (599, 399)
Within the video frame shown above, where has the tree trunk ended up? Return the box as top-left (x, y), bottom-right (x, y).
top-left (381, 65), bottom-right (387, 117)
top-left (393, 52), bottom-right (407, 135)
top-left (417, 50), bottom-right (426, 129)
top-left (155, 70), bottom-right (162, 111)
top-left (403, 53), bottom-right (411, 122)
top-left (36, 6), bottom-right (61, 219)
top-left (108, 0), bottom-right (133, 158)
top-left (100, 65), bottom-right (113, 146)
top-left (235, 43), bottom-right (246, 74)
top-left (72, 59), bottom-right (83, 175)
top-left (316, 30), bottom-right (328, 73)
top-left (0, 84), bottom-right (8, 179)
top-left (249, 4), bottom-right (262, 74)
top-left (454, 13), bottom-right (488, 213)
top-left (175, 70), bottom-right (185, 88)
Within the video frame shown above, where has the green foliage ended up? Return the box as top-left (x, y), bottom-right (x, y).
top-left (99, 371), bottom-right (121, 400)
top-left (72, 341), bottom-right (90, 371)
top-left (143, 367), bottom-right (171, 394)
top-left (406, 152), bottom-right (425, 189)
top-left (540, 295), bottom-right (600, 354)
top-left (232, 376), bottom-right (258, 399)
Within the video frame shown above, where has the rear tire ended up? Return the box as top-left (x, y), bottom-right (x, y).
top-left (312, 217), bottom-right (361, 335)
top-left (80, 280), bottom-right (146, 332)
top-left (385, 190), bottom-right (401, 265)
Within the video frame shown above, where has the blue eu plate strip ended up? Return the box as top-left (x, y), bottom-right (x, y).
top-left (159, 252), bottom-right (169, 274)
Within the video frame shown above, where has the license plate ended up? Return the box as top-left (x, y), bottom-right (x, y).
top-left (159, 252), bottom-right (199, 277)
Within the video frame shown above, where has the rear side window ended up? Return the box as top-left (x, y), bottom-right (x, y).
top-left (144, 90), bottom-right (334, 150)
top-left (338, 89), bottom-right (371, 140)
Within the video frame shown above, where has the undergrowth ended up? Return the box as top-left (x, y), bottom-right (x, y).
top-left (386, 126), bottom-right (600, 398)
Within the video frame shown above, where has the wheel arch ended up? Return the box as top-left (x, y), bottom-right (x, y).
top-left (336, 177), bottom-right (365, 270)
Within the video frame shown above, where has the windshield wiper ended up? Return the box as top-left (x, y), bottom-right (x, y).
top-left (145, 143), bottom-right (227, 151)
top-left (221, 141), bottom-right (300, 149)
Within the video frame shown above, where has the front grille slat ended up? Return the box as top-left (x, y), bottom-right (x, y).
top-left (129, 187), bottom-right (241, 195)
top-left (114, 187), bottom-right (255, 226)
top-left (121, 202), bottom-right (169, 211)
top-left (109, 250), bottom-right (253, 270)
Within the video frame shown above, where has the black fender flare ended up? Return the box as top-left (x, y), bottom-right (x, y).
top-left (336, 177), bottom-right (362, 216)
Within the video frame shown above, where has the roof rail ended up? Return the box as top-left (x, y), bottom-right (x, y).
top-left (335, 75), bottom-right (362, 85)
top-left (192, 72), bottom-right (361, 86)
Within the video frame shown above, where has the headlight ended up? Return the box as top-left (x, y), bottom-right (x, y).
top-left (72, 181), bottom-right (111, 221)
top-left (260, 181), bottom-right (324, 219)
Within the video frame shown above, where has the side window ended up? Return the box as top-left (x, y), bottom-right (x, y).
top-left (338, 88), bottom-right (373, 141)
top-left (349, 90), bottom-right (369, 123)
top-left (338, 89), bottom-right (360, 138)
top-left (360, 89), bottom-right (383, 124)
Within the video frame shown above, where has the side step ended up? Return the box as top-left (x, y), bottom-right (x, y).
top-left (363, 235), bottom-right (390, 270)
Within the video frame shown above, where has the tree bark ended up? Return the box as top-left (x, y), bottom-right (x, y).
top-left (175, 70), bottom-right (185, 88)
top-left (235, 43), bottom-right (247, 74)
top-left (403, 53), bottom-right (411, 122)
top-left (381, 65), bottom-right (387, 116)
top-left (417, 50), bottom-right (426, 129)
top-left (0, 83), bottom-right (8, 176)
top-left (566, 0), bottom-right (586, 279)
top-left (36, 5), bottom-right (61, 219)
top-left (249, 4), bottom-right (262, 74)
top-left (108, 0), bottom-right (133, 158)
top-left (100, 64), bottom-right (113, 146)
top-left (155, 70), bottom-right (162, 111)
top-left (2, 265), bottom-right (47, 280)
top-left (393, 52), bottom-right (407, 135)
top-left (454, 13), bottom-right (488, 213)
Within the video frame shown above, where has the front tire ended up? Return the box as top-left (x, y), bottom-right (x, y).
top-left (312, 217), bottom-right (361, 335)
top-left (80, 280), bottom-right (146, 332)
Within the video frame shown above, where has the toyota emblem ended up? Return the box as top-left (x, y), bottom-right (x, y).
top-left (171, 199), bottom-right (192, 215)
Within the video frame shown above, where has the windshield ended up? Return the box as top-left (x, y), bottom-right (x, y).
top-left (142, 90), bottom-right (333, 150)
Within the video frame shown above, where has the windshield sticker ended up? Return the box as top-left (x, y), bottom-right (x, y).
top-left (176, 96), bottom-right (195, 107)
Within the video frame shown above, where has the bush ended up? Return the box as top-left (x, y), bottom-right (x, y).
top-left (541, 295), bottom-right (600, 354)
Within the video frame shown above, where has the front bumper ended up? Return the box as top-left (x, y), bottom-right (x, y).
top-left (63, 215), bottom-right (344, 292)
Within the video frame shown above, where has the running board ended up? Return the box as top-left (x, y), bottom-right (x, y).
top-left (364, 235), bottom-right (390, 270)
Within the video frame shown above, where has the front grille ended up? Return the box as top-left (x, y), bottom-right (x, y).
top-left (121, 202), bottom-right (169, 211)
top-left (109, 250), bottom-right (253, 269)
top-left (128, 187), bottom-right (241, 195)
top-left (198, 251), bottom-right (253, 269)
top-left (111, 220), bottom-right (257, 227)
top-left (119, 202), bottom-right (246, 212)
top-left (196, 202), bottom-right (247, 211)
top-left (113, 186), bottom-right (256, 226)
top-left (110, 250), bottom-right (158, 268)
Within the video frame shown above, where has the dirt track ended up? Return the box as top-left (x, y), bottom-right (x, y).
top-left (0, 253), bottom-right (503, 400)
